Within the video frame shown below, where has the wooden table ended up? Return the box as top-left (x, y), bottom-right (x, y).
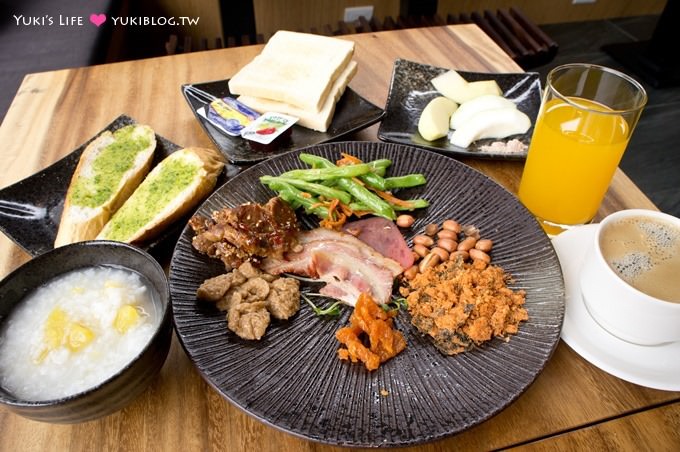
top-left (1, 24), bottom-right (678, 451)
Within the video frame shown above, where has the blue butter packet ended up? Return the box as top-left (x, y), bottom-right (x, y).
top-left (206, 98), bottom-right (261, 136)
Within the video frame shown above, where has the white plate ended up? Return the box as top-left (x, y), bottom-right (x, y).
top-left (553, 224), bottom-right (680, 391)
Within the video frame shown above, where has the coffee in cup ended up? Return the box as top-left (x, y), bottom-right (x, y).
top-left (599, 214), bottom-right (680, 303)
top-left (579, 209), bottom-right (680, 345)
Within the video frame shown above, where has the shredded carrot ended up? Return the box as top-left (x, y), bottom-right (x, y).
top-left (300, 192), bottom-right (312, 199)
top-left (337, 153), bottom-right (363, 166)
top-left (374, 189), bottom-right (416, 208)
top-left (320, 198), bottom-right (348, 229)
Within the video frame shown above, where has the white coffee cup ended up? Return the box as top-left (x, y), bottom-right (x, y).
top-left (579, 209), bottom-right (680, 345)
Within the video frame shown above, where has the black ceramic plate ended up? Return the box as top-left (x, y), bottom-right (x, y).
top-left (0, 115), bottom-right (235, 258)
top-left (182, 80), bottom-right (385, 164)
top-left (378, 59), bottom-right (542, 160)
top-left (169, 141), bottom-right (564, 447)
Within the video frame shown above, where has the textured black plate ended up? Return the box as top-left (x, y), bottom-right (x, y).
top-left (182, 80), bottom-right (385, 164)
top-left (0, 114), bottom-right (234, 258)
top-left (169, 141), bottom-right (564, 447)
top-left (378, 59), bottom-right (542, 160)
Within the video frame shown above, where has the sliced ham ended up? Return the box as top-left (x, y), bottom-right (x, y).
top-left (261, 228), bottom-right (402, 306)
top-left (342, 217), bottom-right (414, 270)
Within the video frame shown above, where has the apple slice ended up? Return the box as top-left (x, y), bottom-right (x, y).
top-left (431, 70), bottom-right (469, 103)
top-left (450, 94), bottom-right (517, 130)
top-left (449, 107), bottom-right (531, 148)
top-left (458, 80), bottom-right (503, 103)
top-left (417, 97), bottom-right (458, 141)
top-left (431, 69), bottom-right (503, 104)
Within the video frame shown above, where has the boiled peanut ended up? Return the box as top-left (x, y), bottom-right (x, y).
top-left (430, 246), bottom-right (450, 261)
top-left (437, 229), bottom-right (458, 241)
top-left (419, 252), bottom-right (441, 273)
top-left (424, 223), bottom-right (439, 236)
top-left (396, 214), bottom-right (415, 228)
top-left (437, 238), bottom-right (457, 252)
top-left (413, 234), bottom-right (434, 247)
top-left (442, 219), bottom-right (461, 233)
top-left (413, 243), bottom-right (430, 258)
top-left (469, 248), bottom-right (491, 263)
top-left (475, 239), bottom-right (493, 252)
top-left (457, 236), bottom-right (477, 251)
top-left (461, 224), bottom-right (480, 239)
top-left (449, 250), bottom-right (469, 262)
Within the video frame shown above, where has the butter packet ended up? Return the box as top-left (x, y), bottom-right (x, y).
top-left (198, 97), bottom-right (261, 136)
top-left (241, 112), bottom-right (298, 146)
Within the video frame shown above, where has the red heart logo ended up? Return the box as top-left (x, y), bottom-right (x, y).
top-left (89, 13), bottom-right (106, 27)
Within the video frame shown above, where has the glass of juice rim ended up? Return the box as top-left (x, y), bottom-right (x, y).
top-left (547, 63), bottom-right (648, 115)
top-left (517, 63), bottom-right (648, 236)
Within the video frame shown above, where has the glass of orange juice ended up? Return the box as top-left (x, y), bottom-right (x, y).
top-left (518, 64), bottom-right (647, 236)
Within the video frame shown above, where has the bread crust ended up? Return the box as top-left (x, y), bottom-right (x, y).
top-left (97, 147), bottom-right (225, 244)
top-left (54, 125), bottom-right (156, 247)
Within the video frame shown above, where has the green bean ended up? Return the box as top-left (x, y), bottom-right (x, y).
top-left (299, 153), bottom-right (337, 168)
top-left (384, 174), bottom-right (427, 190)
top-left (358, 173), bottom-right (387, 191)
top-left (336, 178), bottom-right (395, 220)
top-left (366, 159), bottom-right (392, 170)
top-left (298, 154), bottom-right (395, 220)
top-left (260, 176), bottom-right (351, 204)
top-left (298, 154), bottom-right (391, 171)
top-left (279, 163), bottom-right (372, 181)
top-left (263, 180), bottom-right (329, 218)
top-left (350, 198), bottom-right (429, 212)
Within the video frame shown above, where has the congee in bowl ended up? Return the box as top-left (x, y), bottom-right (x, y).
top-left (0, 240), bottom-right (172, 423)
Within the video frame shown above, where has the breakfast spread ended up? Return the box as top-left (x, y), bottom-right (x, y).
top-left (418, 68), bottom-right (532, 148)
top-left (2, 46), bottom-right (536, 410)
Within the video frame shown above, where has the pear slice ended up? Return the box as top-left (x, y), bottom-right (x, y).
top-left (418, 97), bottom-right (459, 141)
top-left (450, 94), bottom-right (517, 130)
top-left (449, 107), bottom-right (531, 148)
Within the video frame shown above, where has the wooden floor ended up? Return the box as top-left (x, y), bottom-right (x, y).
top-left (534, 15), bottom-right (680, 217)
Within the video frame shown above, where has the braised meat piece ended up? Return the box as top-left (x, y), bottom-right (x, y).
top-left (228, 301), bottom-right (270, 341)
top-left (190, 197), bottom-right (300, 270)
top-left (266, 278), bottom-right (301, 320)
top-left (196, 272), bottom-right (247, 302)
top-left (196, 261), bottom-right (301, 340)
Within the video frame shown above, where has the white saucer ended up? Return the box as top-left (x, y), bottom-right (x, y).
top-left (552, 224), bottom-right (680, 391)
